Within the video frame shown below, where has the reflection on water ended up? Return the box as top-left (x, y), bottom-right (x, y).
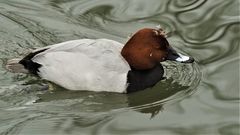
top-left (0, 0), bottom-right (239, 135)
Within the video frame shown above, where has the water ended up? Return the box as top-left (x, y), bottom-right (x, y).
top-left (0, 0), bottom-right (239, 135)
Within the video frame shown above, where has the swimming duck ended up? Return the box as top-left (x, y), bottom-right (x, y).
top-left (6, 27), bottom-right (194, 93)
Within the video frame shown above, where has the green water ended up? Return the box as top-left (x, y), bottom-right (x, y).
top-left (0, 0), bottom-right (239, 135)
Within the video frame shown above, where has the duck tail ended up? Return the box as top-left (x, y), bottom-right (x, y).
top-left (5, 58), bottom-right (29, 73)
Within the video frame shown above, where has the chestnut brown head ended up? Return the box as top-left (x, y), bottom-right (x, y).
top-left (121, 28), bottom-right (194, 70)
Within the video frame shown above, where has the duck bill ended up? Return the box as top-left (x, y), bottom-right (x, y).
top-left (166, 48), bottom-right (194, 63)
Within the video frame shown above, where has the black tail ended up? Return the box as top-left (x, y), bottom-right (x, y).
top-left (19, 49), bottom-right (48, 75)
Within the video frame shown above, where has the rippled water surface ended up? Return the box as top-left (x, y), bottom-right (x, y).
top-left (0, 0), bottom-right (239, 135)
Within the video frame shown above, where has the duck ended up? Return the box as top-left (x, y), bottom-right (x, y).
top-left (6, 27), bottom-right (194, 93)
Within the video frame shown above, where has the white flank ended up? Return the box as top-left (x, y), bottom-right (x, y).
top-left (32, 39), bottom-right (130, 93)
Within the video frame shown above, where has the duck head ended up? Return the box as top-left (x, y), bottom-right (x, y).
top-left (121, 28), bottom-right (194, 70)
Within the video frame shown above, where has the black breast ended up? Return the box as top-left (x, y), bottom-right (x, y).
top-left (126, 63), bottom-right (164, 93)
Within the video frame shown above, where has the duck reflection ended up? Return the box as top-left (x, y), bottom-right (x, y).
top-left (28, 78), bottom-right (190, 131)
top-left (35, 77), bottom-right (189, 117)
top-left (127, 78), bottom-right (189, 117)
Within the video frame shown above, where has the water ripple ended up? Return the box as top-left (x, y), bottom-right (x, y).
top-left (169, 0), bottom-right (207, 12)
